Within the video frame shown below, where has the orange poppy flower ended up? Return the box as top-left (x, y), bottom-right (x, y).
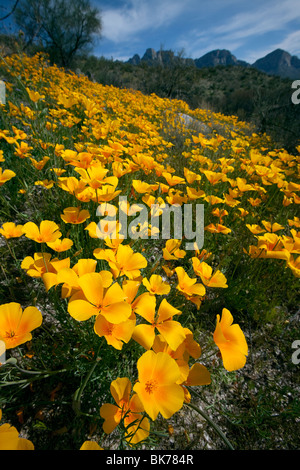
top-left (162, 171), bottom-right (185, 187)
top-left (133, 350), bottom-right (185, 420)
top-left (142, 275), bottom-right (170, 295)
top-left (0, 168), bottom-right (16, 186)
top-left (162, 239), bottom-right (186, 260)
top-left (55, 259), bottom-right (99, 298)
top-left (175, 266), bottom-right (206, 297)
top-left (0, 410), bottom-right (34, 450)
top-left (132, 179), bottom-right (159, 194)
top-left (23, 221), bottom-right (61, 243)
top-left (26, 87), bottom-right (45, 102)
top-left (191, 259), bottom-right (228, 288)
top-left (186, 186), bottom-right (206, 200)
top-left (204, 223), bottom-right (231, 234)
top-left (213, 308), bottom-right (248, 371)
top-left (0, 222), bottom-right (24, 239)
top-left (0, 302), bottom-right (42, 349)
top-left (60, 207), bottom-right (90, 224)
top-left (46, 237), bottom-right (73, 252)
top-left (94, 244), bottom-right (147, 279)
top-left (80, 441), bottom-right (103, 450)
top-left (94, 315), bottom-right (136, 350)
top-left (67, 272), bottom-right (132, 323)
top-left (100, 377), bottom-right (150, 445)
top-left (132, 294), bottom-right (185, 351)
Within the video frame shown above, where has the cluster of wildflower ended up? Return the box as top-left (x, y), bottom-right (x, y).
top-left (0, 52), bottom-right (299, 449)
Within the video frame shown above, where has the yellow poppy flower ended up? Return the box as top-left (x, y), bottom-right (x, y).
top-left (191, 259), bottom-right (228, 288)
top-left (0, 222), bottom-right (24, 239)
top-left (184, 167), bottom-right (201, 184)
top-left (23, 220), bottom-right (61, 243)
top-left (94, 315), bottom-right (136, 350)
top-left (14, 141), bottom-right (33, 159)
top-left (213, 308), bottom-right (248, 371)
top-left (204, 195), bottom-right (224, 205)
top-left (26, 87), bottom-right (45, 102)
top-left (100, 377), bottom-right (150, 445)
top-left (261, 221), bottom-right (284, 232)
top-left (175, 266), bottom-right (206, 297)
top-left (287, 255), bottom-right (300, 277)
top-left (132, 179), bottom-right (159, 194)
top-left (246, 224), bottom-right (265, 234)
top-left (0, 302), bottom-right (42, 349)
top-left (133, 350), bottom-right (185, 420)
top-left (186, 186), bottom-right (206, 200)
top-left (0, 422), bottom-right (20, 450)
top-left (255, 233), bottom-right (291, 261)
top-left (60, 207), bottom-right (90, 224)
top-left (30, 156), bottom-right (50, 169)
top-left (162, 172), bottom-right (185, 186)
top-left (75, 164), bottom-right (108, 189)
top-left (94, 244), bottom-right (147, 279)
top-left (46, 237), bottom-right (73, 252)
top-left (67, 272), bottom-right (132, 323)
top-left (34, 179), bottom-right (55, 189)
top-left (184, 362), bottom-right (211, 387)
top-left (248, 197), bottom-right (262, 207)
top-left (0, 168), bottom-right (16, 186)
top-left (202, 170), bottom-right (224, 185)
top-left (55, 260), bottom-right (99, 298)
top-left (142, 275), bottom-right (170, 295)
top-left (162, 239), bottom-right (186, 260)
top-left (132, 294), bottom-right (185, 351)
top-left (204, 223), bottom-right (231, 234)
top-left (80, 440), bottom-right (103, 450)
top-left (57, 176), bottom-right (87, 196)
top-left (0, 410), bottom-right (34, 450)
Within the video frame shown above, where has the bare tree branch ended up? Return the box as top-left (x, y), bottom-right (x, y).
top-left (0, 0), bottom-right (20, 21)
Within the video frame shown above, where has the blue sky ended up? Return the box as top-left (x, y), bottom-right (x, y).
top-left (1, 0), bottom-right (300, 64)
top-left (93, 0), bottom-right (300, 63)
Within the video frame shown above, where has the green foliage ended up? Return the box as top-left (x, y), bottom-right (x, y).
top-left (13, 0), bottom-right (102, 67)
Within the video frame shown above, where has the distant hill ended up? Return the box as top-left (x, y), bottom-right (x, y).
top-left (128, 48), bottom-right (195, 67)
top-left (194, 49), bottom-right (249, 68)
top-left (252, 49), bottom-right (300, 79)
top-left (127, 47), bottom-right (300, 79)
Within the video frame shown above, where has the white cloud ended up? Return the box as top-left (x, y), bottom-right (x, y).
top-left (177, 0), bottom-right (300, 62)
top-left (273, 30), bottom-right (300, 56)
top-left (94, 0), bottom-right (300, 62)
top-left (215, 4), bottom-right (294, 35)
top-left (101, 0), bottom-right (187, 43)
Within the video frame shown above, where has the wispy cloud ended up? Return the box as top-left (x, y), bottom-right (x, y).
top-left (272, 30), bottom-right (300, 56)
top-left (214, 0), bottom-right (300, 37)
top-left (176, 0), bottom-right (300, 62)
top-left (94, 0), bottom-right (300, 62)
top-left (101, 0), bottom-right (187, 43)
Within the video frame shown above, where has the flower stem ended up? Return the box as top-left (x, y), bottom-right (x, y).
top-left (72, 339), bottom-right (104, 415)
top-left (186, 392), bottom-right (235, 450)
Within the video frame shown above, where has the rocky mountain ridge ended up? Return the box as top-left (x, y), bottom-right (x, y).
top-left (127, 48), bottom-right (300, 79)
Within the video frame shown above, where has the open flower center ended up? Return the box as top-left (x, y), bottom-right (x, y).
top-left (104, 324), bottom-right (114, 336)
top-left (6, 330), bottom-right (15, 338)
top-left (144, 379), bottom-right (158, 394)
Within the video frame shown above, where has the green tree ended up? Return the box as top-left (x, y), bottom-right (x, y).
top-left (14, 0), bottom-right (102, 67)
